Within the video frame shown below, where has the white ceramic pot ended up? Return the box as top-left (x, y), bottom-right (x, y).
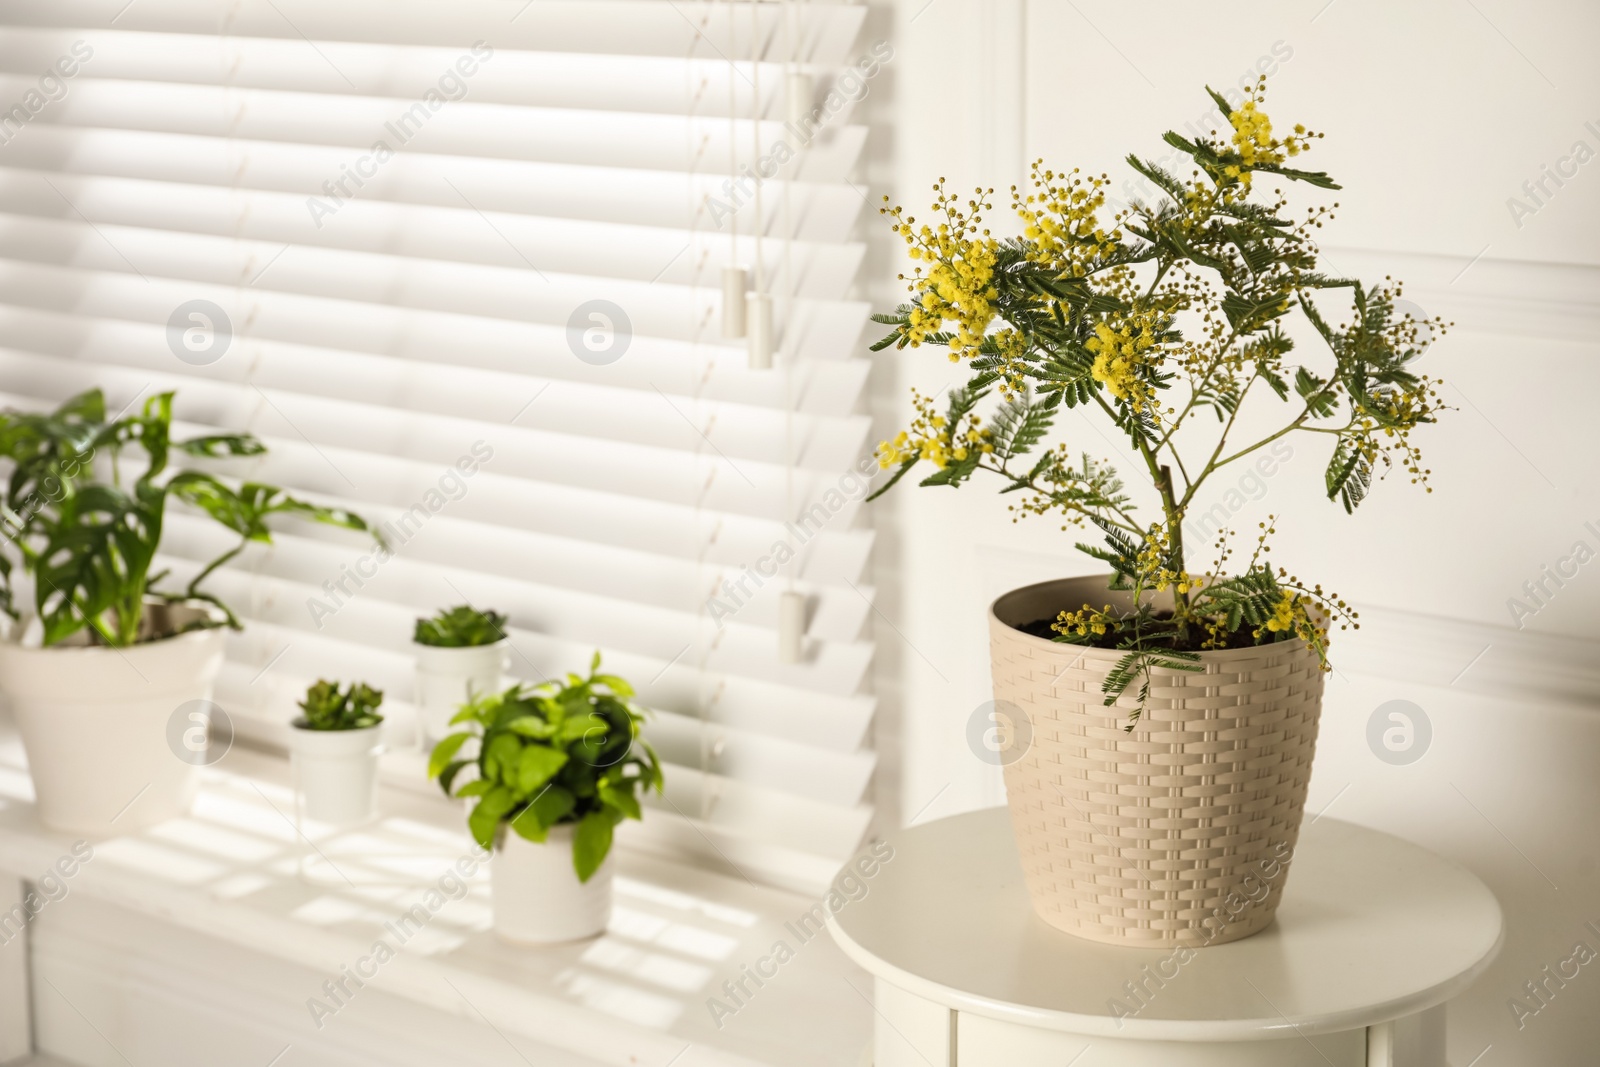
top-left (414, 641), bottom-right (508, 745)
top-left (990, 575), bottom-right (1323, 948)
top-left (491, 823), bottom-right (612, 943)
top-left (0, 609), bottom-right (226, 836)
top-left (289, 721), bottom-right (384, 826)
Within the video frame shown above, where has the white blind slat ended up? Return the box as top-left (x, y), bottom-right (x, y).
top-left (0, 1), bottom-right (870, 66)
top-left (0, 315), bottom-right (873, 469)
top-left (156, 514), bottom-right (876, 645)
top-left (25, 80), bottom-right (866, 180)
top-left (216, 624), bottom-right (877, 755)
top-left (212, 667), bottom-right (875, 809)
top-left (0, 367), bottom-right (878, 527)
top-left (0, 28), bottom-right (873, 121)
top-left (0, 282), bottom-right (875, 414)
top-left (0, 126), bottom-right (868, 241)
top-left (0, 216), bottom-right (874, 359)
top-left (0, 170), bottom-right (868, 298)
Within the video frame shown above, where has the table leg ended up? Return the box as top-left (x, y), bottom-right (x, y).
top-left (1367, 1006), bottom-right (1446, 1067)
top-left (0, 876), bottom-right (33, 1064)
top-left (872, 978), bottom-right (952, 1067)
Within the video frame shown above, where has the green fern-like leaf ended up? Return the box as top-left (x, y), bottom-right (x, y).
top-left (1123, 156), bottom-right (1190, 204)
top-left (1325, 439), bottom-right (1371, 513)
top-left (1194, 570), bottom-right (1281, 629)
top-left (1009, 395), bottom-right (1059, 458)
top-left (1102, 648), bottom-right (1204, 729)
top-left (864, 457), bottom-right (918, 502)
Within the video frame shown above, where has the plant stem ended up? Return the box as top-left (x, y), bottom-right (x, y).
top-left (1165, 439), bottom-right (1192, 496)
top-left (1177, 370), bottom-right (1259, 511)
top-left (1156, 464), bottom-right (1191, 635)
top-left (1209, 408), bottom-right (1319, 471)
top-left (186, 540), bottom-right (245, 599)
top-left (975, 460), bottom-right (1143, 534)
top-left (1142, 261), bottom-right (1170, 302)
top-left (1154, 325), bottom-right (1243, 453)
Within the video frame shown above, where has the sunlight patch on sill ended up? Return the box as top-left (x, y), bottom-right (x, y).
top-left (377, 815), bottom-right (474, 848)
top-left (148, 818), bottom-right (285, 863)
top-left (210, 872), bottom-right (273, 900)
top-left (616, 876), bottom-right (760, 928)
top-left (554, 969), bottom-right (685, 1029)
top-left (609, 905), bottom-right (741, 962)
top-left (190, 791), bottom-right (304, 843)
top-left (580, 936), bottom-right (714, 993)
top-left (95, 837), bottom-right (229, 884)
top-left (0, 765), bottom-right (35, 802)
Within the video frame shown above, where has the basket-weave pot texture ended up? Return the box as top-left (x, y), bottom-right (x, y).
top-left (989, 575), bottom-right (1323, 947)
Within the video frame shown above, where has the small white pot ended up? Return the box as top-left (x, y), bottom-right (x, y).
top-left (414, 641), bottom-right (508, 745)
top-left (492, 823), bottom-right (612, 944)
top-left (0, 610), bottom-right (226, 836)
top-left (289, 721), bottom-right (384, 826)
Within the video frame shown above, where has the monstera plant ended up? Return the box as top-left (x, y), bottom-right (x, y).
top-left (0, 389), bottom-right (370, 646)
top-left (0, 388), bottom-right (377, 836)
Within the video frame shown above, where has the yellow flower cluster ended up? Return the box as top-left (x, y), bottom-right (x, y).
top-left (1135, 524), bottom-right (1192, 594)
top-left (1251, 582), bottom-right (1336, 653)
top-left (1052, 603), bottom-right (1120, 640)
top-left (1012, 164), bottom-right (1119, 278)
top-left (990, 327), bottom-right (1033, 401)
top-left (1229, 100), bottom-right (1277, 167)
top-left (1200, 614), bottom-right (1235, 651)
top-left (876, 389), bottom-right (994, 470)
top-left (924, 244), bottom-right (999, 356)
top-left (1262, 589), bottom-right (1297, 633)
top-left (1086, 313), bottom-right (1161, 410)
top-left (884, 184), bottom-right (1000, 360)
top-left (1219, 80), bottom-right (1319, 198)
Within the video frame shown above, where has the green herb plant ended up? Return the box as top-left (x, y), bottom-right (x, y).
top-left (427, 653), bottom-right (662, 883)
top-left (297, 680), bottom-right (385, 731)
top-left (0, 389), bottom-right (376, 647)
top-left (413, 604), bottom-right (508, 648)
top-left (871, 80), bottom-right (1448, 725)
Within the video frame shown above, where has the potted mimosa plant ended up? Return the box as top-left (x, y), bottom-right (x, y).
top-left (871, 80), bottom-right (1446, 946)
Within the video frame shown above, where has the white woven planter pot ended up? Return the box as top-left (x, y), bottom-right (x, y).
top-left (414, 641), bottom-right (508, 745)
top-left (491, 824), bottom-right (612, 944)
top-left (0, 606), bottom-right (226, 836)
top-left (989, 575), bottom-right (1323, 948)
top-left (289, 721), bottom-right (383, 826)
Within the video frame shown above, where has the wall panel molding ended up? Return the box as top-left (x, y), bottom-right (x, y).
top-left (1320, 245), bottom-right (1600, 343)
top-left (1340, 601), bottom-right (1600, 714)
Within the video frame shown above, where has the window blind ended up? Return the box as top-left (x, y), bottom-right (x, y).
top-left (0, 0), bottom-right (879, 893)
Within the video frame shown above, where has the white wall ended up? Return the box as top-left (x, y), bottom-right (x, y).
top-left (870, 0), bottom-right (1600, 1062)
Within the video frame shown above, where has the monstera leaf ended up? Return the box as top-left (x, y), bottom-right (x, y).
top-left (0, 389), bottom-right (378, 647)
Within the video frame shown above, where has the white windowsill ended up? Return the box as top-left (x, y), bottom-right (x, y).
top-left (0, 726), bottom-right (872, 1067)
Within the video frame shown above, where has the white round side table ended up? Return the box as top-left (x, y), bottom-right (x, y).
top-left (828, 809), bottom-right (1501, 1067)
